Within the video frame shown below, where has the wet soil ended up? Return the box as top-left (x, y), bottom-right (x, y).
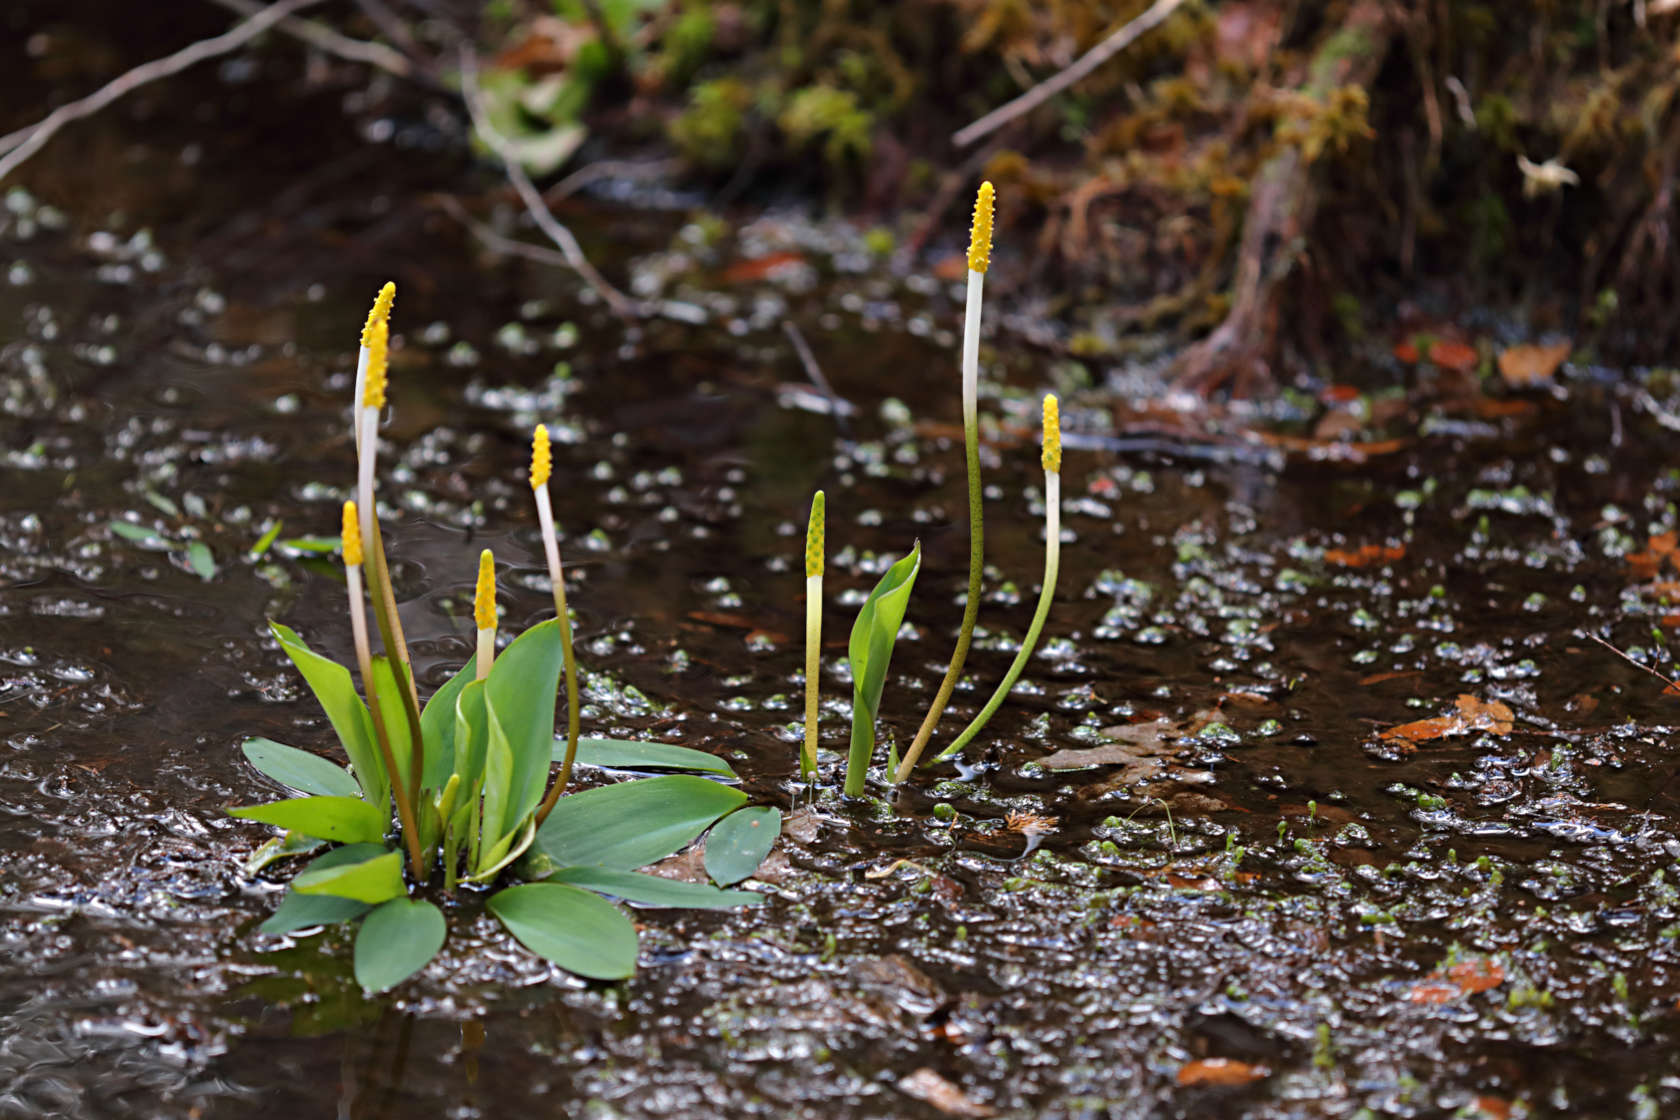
top-left (4, 8), bottom-right (1680, 1119)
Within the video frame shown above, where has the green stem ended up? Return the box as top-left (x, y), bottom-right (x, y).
top-left (533, 562), bottom-right (580, 826)
top-left (935, 472), bottom-right (1060, 763)
top-left (801, 573), bottom-right (822, 779)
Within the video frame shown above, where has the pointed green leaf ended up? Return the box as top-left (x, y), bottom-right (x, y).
top-left (354, 898), bottom-right (446, 992)
top-left (476, 692), bottom-right (516, 867)
top-left (484, 619), bottom-right (566, 825)
top-left (566, 737), bottom-right (737, 778)
top-left (488, 883), bottom-right (638, 980)
top-left (704, 806), bottom-right (782, 886)
top-left (550, 867), bottom-right (763, 909)
top-left (269, 622), bottom-right (388, 811)
top-left (452, 680), bottom-right (489, 793)
top-left (242, 738), bottom-right (360, 798)
top-left (185, 540), bottom-right (216, 581)
top-left (418, 660), bottom-right (475, 791)
top-left (294, 849), bottom-right (406, 903)
top-left (369, 655), bottom-right (416, 796)
top-left (259, 890), bottom-right (370, 935)
top-left (845, 542), bottom-right (921, 795)
top-left (229, 796), bottom-right (388, 844)
top-left (109, 519), bottom-right (170, 548)
top-left (533, 775), bottom-right (746, 871)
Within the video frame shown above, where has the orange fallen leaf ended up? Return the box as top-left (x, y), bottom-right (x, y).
top-left (1176, 1058), bottom-right (1270, 1086)
top-left (1470, 1097), bottom-right (1513, 1120)
top-left (1448, 958), bottom-right (1505, 994)
top-left (898, 1069), bottom-right (996, 1117)
top-left (1627, 533), bottom-right (1679, 580)
top-left (1393, 340), bottom-right (1420, 363)
top-left (1407, 980), bottom-right (1460, 1004)
top-left (719, 251), bottom-right (807, 284)
top-left (932, 253), bottom-right (969, 281)
top-left (1429, 338), bottom-right (1479, 372)
top-left (1325, 542), bottom-right (1405, 568)
top-left (1381, 694), bottom-right (1513, 743)
top-left (1498, 340), bottom-right (1571, 388)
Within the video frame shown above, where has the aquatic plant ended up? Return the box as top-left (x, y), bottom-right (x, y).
top-left (233, 285), bottom-right (776, 992)
top-left (936, 394), bottom-right (1062, 762)
top-left (895, 181), bottom-right (993, 780)
top-left (843, 541), bottom-right (922, 796)
top-left (800, 490), bottom-right (825, 780)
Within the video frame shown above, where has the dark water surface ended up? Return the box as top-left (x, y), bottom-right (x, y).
top-left (5, 8), bottom-right (1680, 1118)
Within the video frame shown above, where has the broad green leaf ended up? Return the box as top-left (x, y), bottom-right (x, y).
top-left (484, 620), bottom-right (566, 826)
top-left (185, 540), bottom-right (216, 581)
top-left (354, 898), bottom-right (445, 992)
top-left (242, 738), bottom-right (360, 798)
top-left (418, 660), bottom-right (475, 791)
top-left (259, 890), bottom-right (369, 935)
top-left (109, 519), bottom-right (170, 548)
top-left (488, 883), bottom-right (637, 980)
top-left (229, 796), bottom-right (388, 844)
top-left (476, 693), bottom-right (516, 868)
top-left (566, 737), bottom-right (737, 778)
top-left (269, 622), bottom-right (388, 811)
top-left (244, 829), bottom-right (323, 874)
top-left (704, 806), bottom-right (782, 886)
top-left (533, 775), bottom-right (746, 871)
top-left (551, 867), bottom-right (762, 909)
top-left (294, 849), bottom-right (406, 903)
top-left (845, 542), bottom-right (921, 795)
top-left (369, 655), bottom-right (416, 795)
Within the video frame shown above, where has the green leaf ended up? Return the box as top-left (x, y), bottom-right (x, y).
top-left (294, 849), bottom-right (406, 903)
top-left (109, 519), bottom-right (170, 548)
top-left (249, 520), bottom-right (283, 559)
top-left (242, 738), bottom-right (360, 798)
top-left (845, 542), bottom-right (921, 795)
top-left (488, 883), bottom-right (638, 980)
top-left (476, 692), bottom-right (516, 867)
top-left (704, 806), bottom-right (781, 886)
top-left (229, 796), bottom-right (388, 844)
top-left (244, 830), bottom-right (324, 874)
top-left (185, 540), bottom-right (216, 581)
top-left (533, 775), bottom-right (746, 871)
top-left (277, 535), bottom-right (342, 554)
top-left (550, 867), bottom-right (762, 909)
top-left (142, 489), bottom-right (181, 517)
top-left (369, 655), bottom-right (416, 795)
top-left (269, 622), bottom-right (388, 812)
top-left (567, 737), bottom-right (737, 778)
top-left (259, 890), bottom-right (369, 935)
top-left (484, 619), bottom-right (566, 825)
top-left (354, 898), bottom-right (446, 992)
top-left (418, 660), bottom-right (475, 791)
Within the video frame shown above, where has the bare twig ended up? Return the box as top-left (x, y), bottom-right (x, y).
top-left (0, 0), bottom-right (327, 180)
top-left (783, 321), bottom-right (852, 430)
top-left (456, 45), bottom-right (640, 320)
top-left (952, 0), bottom-right (1186, 149)
top-left (1588, 632), bottom-right (1680, 692)
top-left (543, 157), bottom-right (681, 205)
top-left (203, 0), bottom-right (417, 80)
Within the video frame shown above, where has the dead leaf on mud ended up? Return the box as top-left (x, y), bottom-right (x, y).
top-left (1498, 340), bottom-right (1571, 388)
top-left (1324, 542), bottom-right (1405, 568)
top-left (1380, 694), bottom-right (1513, 744)
top-left (1176, 1058), bottom-right (1270, 1086)
top-left (898, 1069), bottom-right (995, 1117)
top-left (1428, 338), bottom-right (1479, 372)
top-left (1408, 958), bottom-right (1504, 1003)
top-left (1628, 532), bottom-right (1679, 581)
top-left (1043, 710), bottom-right (1216, 774)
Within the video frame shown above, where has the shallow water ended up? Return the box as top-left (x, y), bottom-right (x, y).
top-left (5, 10), bottom-right (1680, 1119)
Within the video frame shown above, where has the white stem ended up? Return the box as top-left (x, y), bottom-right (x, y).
top-left (351, 344), bottom-right (368, 459)
top-left (357, 407), bottom-right (379, 549)
top-left (346, 566), bottom-right (372, 679)
top-left (1046, 472), bottom-right (1061, 565)
top-left (534, 487), bottom-right (565, 606)
top-left (475, 627), bottom-right (495, 680)
top-left (962, 269), bottom-right (985, 427)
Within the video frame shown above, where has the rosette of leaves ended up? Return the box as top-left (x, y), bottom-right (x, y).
top-left (237, 621), bottom-right (779, 990)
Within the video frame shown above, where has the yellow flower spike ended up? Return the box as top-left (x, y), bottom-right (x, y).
top-left (805, 490), bottom-right (825, 579)
top-left (967, 181), bottom-right (995, 274)
top-left (362, 317), bottom-right (389, 410)
top-left (530, 423), bottom-right (552, 489)
top-left (341, 500), bottom-right (363, 566)
top-left (474, 549), bottom-right (496, 630)
top-left (1042, 394), bottom-right (1061, 474)
top-left (361, 282), bottom-right (396, 348)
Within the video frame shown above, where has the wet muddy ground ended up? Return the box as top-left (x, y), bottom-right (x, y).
top-left (5, 10), bottom-right (1680, 1119)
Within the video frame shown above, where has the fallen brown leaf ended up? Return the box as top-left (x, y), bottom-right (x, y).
top-left (1408, 958), bottom-right (1504, 1003)
top-left (1176, 1058), bottom-right (1270, 1086)
top-left (1429, 338), bottom-right (1479, 372)
top-left (897, 1069), bottom-right (996, 1117)
top-left (1380, 694), bottom-right (1514, 743)
top-left (1498, 340), bottom-right (1571, 388)
top-left (1325, 542), bottom-right (1405, 568)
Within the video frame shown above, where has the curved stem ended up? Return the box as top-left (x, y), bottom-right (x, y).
top-left (895, 269), bottom-right (986, 780)
top-left (935, 472), bottom-right (1060, 762)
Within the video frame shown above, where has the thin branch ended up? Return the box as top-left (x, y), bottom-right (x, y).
top-left (456, 45), bottom-right (640, 320)
top-left (543, 157), bottom-right (682, 205)
top-left (1588, 632), bottom-right (1680, 692)
top-left (202, 0), bottom-right (417, 80)
top-left (0, 0), bottom-right (327, 180)
top-left (783, 320), bottom-right (852, 431)
top-left (952, 0), bottom-right (1187, 149)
